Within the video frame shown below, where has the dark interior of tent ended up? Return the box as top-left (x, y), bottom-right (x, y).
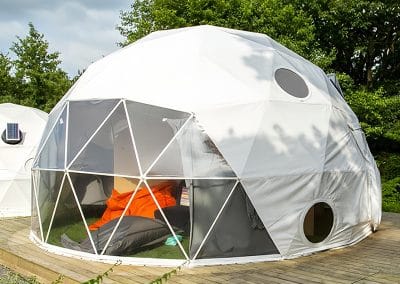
top-left (40, 172), bottom-right (279, 259)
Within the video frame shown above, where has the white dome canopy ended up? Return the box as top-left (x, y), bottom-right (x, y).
top-left (63, 25), bottom-right (333, 110)
top-left (32, 26), bottom-right (381, 266)
top-left (0, 103), bottom-right (48, 217)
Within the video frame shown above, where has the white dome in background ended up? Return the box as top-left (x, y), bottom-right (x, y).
top-left (0, 103), bottom-right (48, 217)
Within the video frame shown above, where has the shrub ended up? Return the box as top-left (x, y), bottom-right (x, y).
top-left (382, 177), bottom-right (400, 213)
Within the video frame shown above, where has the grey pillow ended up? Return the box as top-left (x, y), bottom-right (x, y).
top-left (61, 216), bottom-right (171, 255)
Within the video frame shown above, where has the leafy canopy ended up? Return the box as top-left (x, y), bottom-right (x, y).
top-left (0, 23), bottom-right (71, 112)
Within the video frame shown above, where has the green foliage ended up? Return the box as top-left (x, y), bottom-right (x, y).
top-left (0, 23), bottom-right (71, 112)
top-left (382, 177), bottom-right (400, 213)
top-left (149, 264), bottom-right (184, 284)
top-left (132, 237), bottom-right (189, 259)
top-left (345, 88), bottom-right (400, 151)
top-left (118, 0), bottom-right (317, 58)
top-left (0, 53), bottom-right (18, 104)
top-left (298, 0), bottom-right (400, 87)
top-left (375, 152), bottom-right (400, 182)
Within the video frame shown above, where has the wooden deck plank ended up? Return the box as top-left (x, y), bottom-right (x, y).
top-left (0, 212), bottom-right (399, 283)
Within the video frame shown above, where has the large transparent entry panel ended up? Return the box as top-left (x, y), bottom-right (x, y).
top-left (95, 179), bottom-right (189, 259)
top-left (190, 179), bottom-right (237, 258)
top-left (131, 179), bottom-right (190, 259)
top-left (47, 174), bottom-right (96, 253)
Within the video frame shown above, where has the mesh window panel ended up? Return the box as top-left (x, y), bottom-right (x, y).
top-left (37, 107), bottom-right (67, 169)
top-left (126, 101), bottom-right (191, 174)
top-left (275, 68), bottom-right (309, 98)
top-left (47, 176), bottom-right (95, 254)
top-left (36, 103), bottom-right (66, 154)
top-left (195, 183), bottom-right (279, 259)
top-left (37, 170), bottom-right (65, 241)
top-left (148, 119), bottom-right (236, 178)
top-left (70, 103), bottom-right (140, 176)
top-left (190, 179), bottom-right (237, 258)
top-left (67, 99), bottom-right (119, 165)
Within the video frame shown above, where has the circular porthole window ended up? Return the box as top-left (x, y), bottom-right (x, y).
top-left (303, 202), bottom-right (334, 243)
top-left (275, 68), bottom-right (309, 98)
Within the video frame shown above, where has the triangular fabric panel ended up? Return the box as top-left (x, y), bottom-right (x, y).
top-left (190, 179), bottom-right (237, 258)
top-left (36, 107), bottom-right (67, 169)
top-left (67, 99), bottom-right (120, 165)
top-left (70, 103), bottom-right (140, 176)
top-left (126, 101), bottom-right (191, 173)
top-left (241, 101), bottom-right (330, 178)
top-left (241, 174), bottom-right (323, 256)
top-left (148, 118), bottom-right (236, 178)
top-left (195, 183), bottom-right (279, 259)
top-left (0, 180), bottom-right (30, 216)
top-left (98, 181), bottom-right (185, 258)
top-left (324, 107), bottom-right (366, 172)
top-left (37, 170), bottom-right (65, 242)
top-left (47, 176), bottom-right (95, 254)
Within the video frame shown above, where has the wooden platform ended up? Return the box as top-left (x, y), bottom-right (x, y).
top-left (0, 212), bottom-right (399, 284)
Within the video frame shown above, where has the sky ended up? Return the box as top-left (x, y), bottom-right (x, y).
top-left (0, 0), bottom-right (132, 77)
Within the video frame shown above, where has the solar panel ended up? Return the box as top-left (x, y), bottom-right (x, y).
top-left (6, 123), bottom-right (20, 141)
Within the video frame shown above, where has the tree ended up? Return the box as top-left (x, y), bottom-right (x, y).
top-left (118, 0), bottom-right (327, 62)
top-left (0, 53), bottom-right (17, 104)
top-left (297, 0), bottom-right (400, 89)
top-left (10, 23), bottom-right (71, 112)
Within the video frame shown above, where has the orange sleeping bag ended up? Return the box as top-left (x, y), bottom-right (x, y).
top-left (89, 181), bottom-right (176, 231)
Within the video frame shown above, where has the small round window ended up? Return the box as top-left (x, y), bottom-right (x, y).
top-left (275, 68), bottom-right (309, 98)
top-left (303, 202), bottom-right (333, 243)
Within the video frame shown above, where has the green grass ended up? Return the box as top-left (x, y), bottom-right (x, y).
top-left (47, 217), bottom-right (97, 246)
top-left (47, 218), bottom-right (190, 259)
top-left (131, 237), bottom-right (190, 259)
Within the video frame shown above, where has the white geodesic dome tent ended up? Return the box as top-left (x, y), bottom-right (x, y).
top-left (0, 103), bottom-right (47, 217)
top-left (31, 25), bottom-right (381, 266)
